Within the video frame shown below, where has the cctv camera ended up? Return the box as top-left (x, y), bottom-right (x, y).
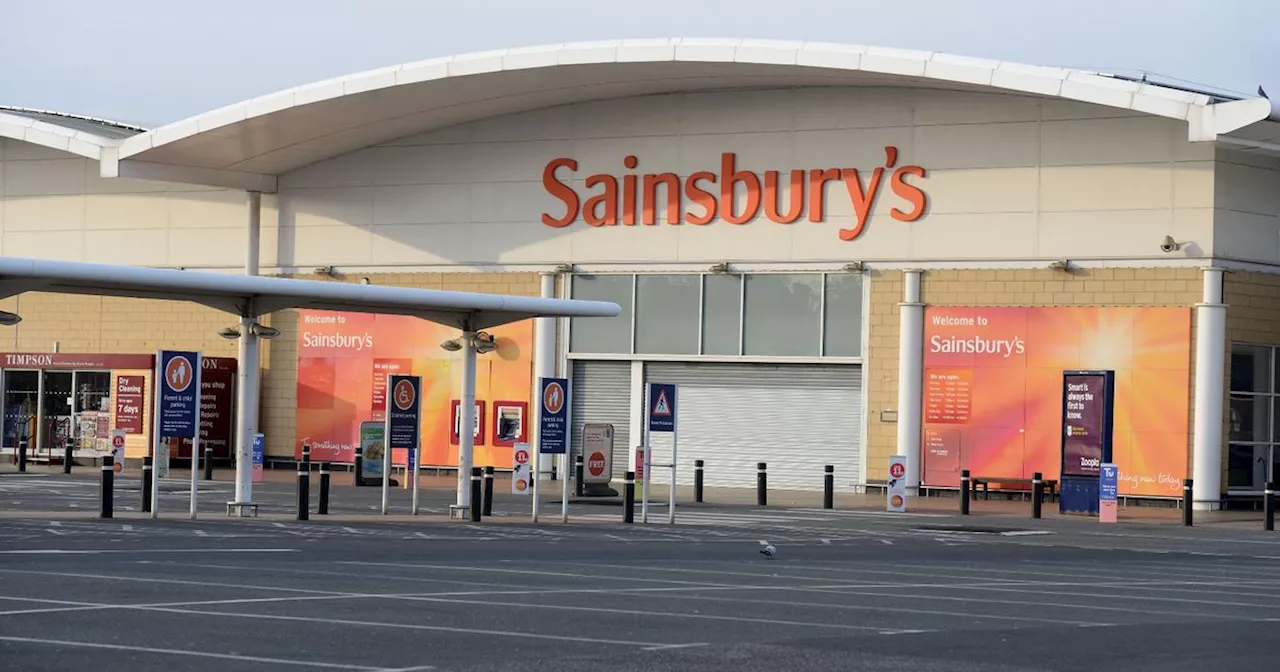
top-left (1160, 236), bottom-right (1180, 253)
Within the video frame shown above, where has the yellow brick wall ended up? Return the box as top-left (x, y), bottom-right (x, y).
top-left (1, 272), bottom-right (540, 459)
top-left (865, 267), bottom-right (1203, 485)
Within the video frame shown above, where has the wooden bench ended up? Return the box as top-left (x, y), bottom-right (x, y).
top-left (972, 476), bottom-right (1058, 501)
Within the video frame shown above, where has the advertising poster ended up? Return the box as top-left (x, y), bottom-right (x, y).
top-left (1061, 372), bottom-right (1111, 477)
top-left (296, 310), bottom-right (532, 468)
top-left (921, 307), bottom-right (1191, 497)
top-left (359, 421), bottom-right (385, 481)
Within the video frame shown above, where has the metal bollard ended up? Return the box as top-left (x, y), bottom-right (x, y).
top-left (100, 463), bottom-right (114, 519)
top-left (1265, 481), bottom-right (1274, 532)
top-left (17, 439), bottom-right (27, 473)
top-left (203, 447), bottom-right (214, 481)
top-left (1182, 478), bottom-right (1193, 527)
top-left (141, 456), bottom-right (153, 513)
top-left (353, 446), bottom-right (364, 487)
top-left (757, 462), bottom-right (767, 506)
top-left (960, 469), bottom-right (971, 515)
top-left (694, 459), bottom-right (704, 503)
top-left (63, 443), bottom-right (73, 474)
top-left (318, 463), bottom-right (331, 515)
top-left (483, 466), bottom-right (494, 517)
top-left (1032, 472), bottom-right (1043, 519)
top-left (823, 465), bottom-right (834, 509)
top-left (623, 471), bottom-right (635, 524)
top-left (296, 446), bottom-right (311, 521)
top-left (574, 454), bottom-right (584, 498)
top-left (470, 467), bottom-right (482, 522)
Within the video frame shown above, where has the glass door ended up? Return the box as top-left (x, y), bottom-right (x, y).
top-left (73, 371), bottom-right (112, 452)
top-left (3, 371), bottom-right (39, 451)
top-left (41, 371), bottom-right (73, 457)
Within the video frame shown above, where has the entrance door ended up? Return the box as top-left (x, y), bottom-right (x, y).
top-left (41, 371), bottom-right (73, 456)
top-left (3, 370), bottom-right (39, 451)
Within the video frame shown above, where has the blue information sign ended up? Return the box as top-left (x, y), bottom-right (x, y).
top-left (385, 375), bottom-right (422, 462)
top-left (1100, 463), bottom-right (1119, 502)
top-left (539, 377), bottom-right (569, 454)
top-left (647, 383), bottom-right (676, 433)
top-left (251, 433), bottom-right (265, 469)
top-left (157, 350), bottom-right (201, 438)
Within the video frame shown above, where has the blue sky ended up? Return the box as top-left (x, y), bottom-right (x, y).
top-left (1, 0), bottom-right (1275, 127)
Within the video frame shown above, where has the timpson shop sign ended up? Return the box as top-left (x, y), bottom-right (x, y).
top-left (541, 146), bottom-right (927, 241)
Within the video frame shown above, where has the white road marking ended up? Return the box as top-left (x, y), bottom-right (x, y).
top-left (340, 561), bottom-right (744, 589)
top-left (0, 635), bottom-right (386, 670)
top-left (0, 548), bottom-right (298, 555)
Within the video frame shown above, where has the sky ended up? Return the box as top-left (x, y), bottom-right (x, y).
top-left (1, 0), bottom-right (1276, 128)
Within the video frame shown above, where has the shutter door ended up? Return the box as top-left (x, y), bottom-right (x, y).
top-left (643, 362), bottom-right (862, 492)
top-left (570, 360), bottom-right (631, 481)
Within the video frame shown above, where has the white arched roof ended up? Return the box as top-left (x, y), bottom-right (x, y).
top-left (107, 38), bottom-right (1280, 192)
top-left (0, 106), bottom-right (146, 159)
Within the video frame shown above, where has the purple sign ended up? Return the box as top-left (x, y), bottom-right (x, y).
top-left (1062, 373), bottom-right (1106, 477)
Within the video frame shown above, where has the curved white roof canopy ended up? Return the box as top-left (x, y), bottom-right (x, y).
top-left (0, 256), bottom-right (618, 330)
top-left (0, 106), bottom-right (146, 159)
top-left (106, 38), bottom-right (1280, 193)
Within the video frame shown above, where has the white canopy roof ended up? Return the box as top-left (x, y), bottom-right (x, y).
top-left (0, 106), bottom-right (146, 159)
top-left (0, 257), bottom-right (617, 330)
top-left (102, 38), bottom-right (1280, 193)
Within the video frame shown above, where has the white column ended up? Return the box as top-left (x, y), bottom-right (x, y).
top-left (232, 191), bottom-right (262, 513)
top-left (897, 269), bottom-right (925, 495)
top-left (457, 331), bottom-right (478, 508)
top-left (1192, 267), bottom-right (1227, 511)
top-left (532, 272), bottom-right (556, 479)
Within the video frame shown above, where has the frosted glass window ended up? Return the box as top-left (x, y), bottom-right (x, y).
top-left (701, 274), bottom-right (742, 355)
top-left (822, 273), bottom-right (864, 357)
top-left (635, 275), bottom-right (700, 355)
top-left (570, 275), bottom-right (633, 353)
top-left (742, 274), bottom-right (821, 356)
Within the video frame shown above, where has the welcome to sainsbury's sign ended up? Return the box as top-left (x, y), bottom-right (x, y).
top-left (540, 146), bottom-right (927, 242)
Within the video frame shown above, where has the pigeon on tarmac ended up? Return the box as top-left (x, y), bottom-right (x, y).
top-left (759, 541), bottom-right (776, 559)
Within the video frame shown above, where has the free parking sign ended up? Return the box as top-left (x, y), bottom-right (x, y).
top-left (157, 350), bottom-right (201, 438)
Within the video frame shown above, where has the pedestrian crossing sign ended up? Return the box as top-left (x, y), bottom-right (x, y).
top-left (648, 382), bottom-right (676, 432)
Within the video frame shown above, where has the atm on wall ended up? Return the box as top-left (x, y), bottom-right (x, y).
top-left (1059, 370), bottom-right (1115, 515)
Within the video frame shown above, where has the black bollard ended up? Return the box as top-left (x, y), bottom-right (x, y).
top-left (1032, 472), bottom-right (1043, 519)
top-left (100, 463), bottom-right (114, 519)
top-left (960, 469), bottom-right (971, 515)
top-left (17, 439), bottom-right (27, 473)
top-left (823, 465), bottom-right (834, 509)
top-left (623, 471), bottom-right (635, 524)
top-left (694, 459), bottom-right (704, 503)
top-left (483, 466), bottom-right (494, 517)
top-left (1182, 478), bottom-right (1193, 527)
top-left (1264, 481), bottom-right (1274, 532)
top-left (353, 446), bottom-right (364, 487)
top-left (757, 462), bottom-right (767, 506)
top-left (318, 463), bottom-right (331, 515)
top-left (574, 454), bottom-right (584, 498)
top-left (296, 446), bottom-right (311, 521)
top-left (203, 447), bottom-right (214, 481)
top-left (470, 467), bottom-right (482, 522)
top-left (141, 456), bottom-right (153, 513)
top-left (63, 443), bottom-right (73, 474)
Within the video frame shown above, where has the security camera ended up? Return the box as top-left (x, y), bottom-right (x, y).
top-left (1160, 236), bottom-right (1180, 253)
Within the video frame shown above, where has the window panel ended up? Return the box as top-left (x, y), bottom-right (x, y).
top-left (1229, 395), bottom-right (1269, 443)
top-left (822, 273), bottom-right (864, 357)
top-left (635, 275), bottom-right (700, 355)
top-left (1227, 443), bottom-right (1258, 489)
top-left (1230, 344), bottom-right (1272, 394)
top-left (701, 274), bottom-right (741, 355)
top-left (742, 273), bottom-right (822, 356)
top-left (569, 275), bottom-right (633, 354)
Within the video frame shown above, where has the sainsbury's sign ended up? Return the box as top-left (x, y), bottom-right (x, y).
top-left (540, 147), bottom-right (928, 241)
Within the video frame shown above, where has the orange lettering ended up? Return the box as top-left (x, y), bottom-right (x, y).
top-left (839, 167), bottom-right (885, 242)
top-left (807, 168), bottom-right (840, 223)
top-left (583, 174), bottom-right (618, 227)
top-left (622, 155), bottom-right (639, 226)
top-left (685, 171), bottom-right (717, 225)
top-left (642, 173), bottom-right (681, 225)
top-left (891, 165), bottom-right (928, 222)
top-left (540, 158), bottom-right (578, 227)
top-left (763, 169), bottom-right (805, 224)
top-left (720, 153), bottom-right (761, 225)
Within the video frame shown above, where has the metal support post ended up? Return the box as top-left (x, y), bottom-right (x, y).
top-left (470, 467), bottom-right (482, 522)
top-left (756, 462), bottom-right (767, 506)
top-left (318, 463), bottom-right (330, 515)
top-left (960, 469), bottom-right (971, 516)
top-left (483, 466), bottom-right (494, 517)
top-left (1182, 478), bottom-right (1193, 526)
top-left (694, 459), bottom-right (704, 503)
top-left (296, 446), bottom-right (310, 521)
top-left (100, 463), bottom-right (114, 518)
top-left (823, 465), bottom-right (834, 509)
top-left (141, 456), bottom-right (153, 513)
top-left (623, 471), bottom-right (635, 524)
top-left (1032, 472), bottom-right (1043, 519)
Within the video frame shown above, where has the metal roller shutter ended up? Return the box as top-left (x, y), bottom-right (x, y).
top-left (643, 362), bottom-right (862, 492)
top-left (570, 360), bottom-right (632, 481)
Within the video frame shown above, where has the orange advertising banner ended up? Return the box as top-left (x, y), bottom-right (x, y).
top-left (295, 310), bottom-right (532, 467)
top-left (921, 307), bottom-right (1191, 497)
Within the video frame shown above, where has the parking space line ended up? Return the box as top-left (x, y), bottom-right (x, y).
top-left (537, 559), bottom-right (1033, 586)
top-left (883, 581), bottom-right (1280, 611)
top-left (0, 635), bottom-right (386, 670)
top-left (338, 561), bottom-right (743, 589)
